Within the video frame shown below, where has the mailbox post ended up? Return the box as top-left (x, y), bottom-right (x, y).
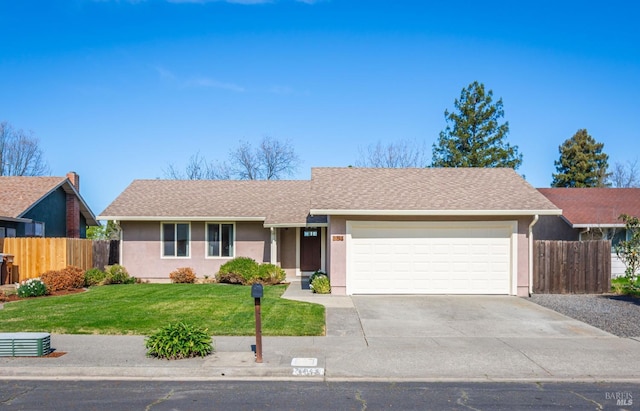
top-left (251, 283), bottom-right (263, 363)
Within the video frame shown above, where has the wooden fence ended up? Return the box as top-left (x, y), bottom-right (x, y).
top-left (1, 238), bottom-right (120, 283)
top-left (533, 240), bottom-right (611, 294)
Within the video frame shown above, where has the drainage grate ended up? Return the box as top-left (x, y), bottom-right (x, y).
top-left (0, 332), bottom-right (51, 357)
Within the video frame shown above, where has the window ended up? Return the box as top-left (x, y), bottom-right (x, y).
top-left (612, 229), bottom-right (630, 252)
top-left (162, 223), bottom-right (190, 257)
top-left (207, 223), bottom-right (234, 257)
top-left (24, 222), bottom-right (45, 237)
top-left (303, 229), bottom-right (318, 237)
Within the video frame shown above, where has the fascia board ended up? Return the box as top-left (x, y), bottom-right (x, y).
top-left (264, 222), bottom-right (329, 228)
top-left (97, 215), bottom-right (266, 222)
top-left (572, 223), bottom-right (626, 229)
top-left (309, 209), bottom-right (563, 216)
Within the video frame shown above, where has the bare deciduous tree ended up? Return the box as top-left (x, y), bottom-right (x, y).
top-left (164, 137), bottom-right (299, 181)
top-left (164, 152), bottom-right (231, 180)
top-left (231, 141), bottom-right (262, 180)
top-left (258, 136), bottom-right (300, 180)
top-left (609, 160), bottom-right (639, 188)
top-left (355, 139), bottom-right (429, 168)
top-left (0, 121), bottom-right (49, 176)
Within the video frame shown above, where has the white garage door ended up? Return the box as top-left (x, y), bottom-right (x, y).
top-left (347, 221), bottom-right (516, 295)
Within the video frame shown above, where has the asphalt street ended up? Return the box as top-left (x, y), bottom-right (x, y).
top-left (1, 380), bottom-right (637, 411)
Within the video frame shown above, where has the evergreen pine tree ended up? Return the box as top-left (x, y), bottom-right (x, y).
top-left (551, 129), bottom-right (609, 187)
top-left (432, 81), bottom-right (522, 169)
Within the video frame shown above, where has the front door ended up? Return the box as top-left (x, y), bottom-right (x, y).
top-left (300, 227), bottom-right (321, 271)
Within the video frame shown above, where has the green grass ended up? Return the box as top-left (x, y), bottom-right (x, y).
top-left (0, 283), bottom-right (325, 336)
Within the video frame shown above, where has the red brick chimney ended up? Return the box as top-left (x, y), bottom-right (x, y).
top-left (66, 171), bottom-right (80, 191)
top-left (66, 171), bottom-right (80, 238)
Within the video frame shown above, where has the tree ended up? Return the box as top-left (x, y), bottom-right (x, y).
top-left (432, 81), bottom-right (522, 169)
top-left (164, 152), bottom-right (231, 180)
top-left (615, 214), bottom-right (640, 282)
top-left (609, 160), bottom-right (639, 188)
top-left (87, 220), bottom-right (121, 240)
top-left (551, 129), bottom-right (609, 187)
top-left (355, 139), bottom-right (429, 168)
top-left (0, 121), bottom-right (49, 176)
top-left (164, 136), bottom-right (299, 180)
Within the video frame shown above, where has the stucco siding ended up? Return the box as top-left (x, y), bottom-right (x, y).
top-left (120, 220), bottom-right (270, 281)
top-left (279, 227), bottom-right (297, 279)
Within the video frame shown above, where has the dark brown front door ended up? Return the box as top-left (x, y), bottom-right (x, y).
top-left (300, 228), bottom-right (321, 271)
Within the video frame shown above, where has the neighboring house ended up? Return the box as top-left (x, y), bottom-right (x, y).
top-left (99, 167), bottom-right (560, 296)
top-left (535, 188), bottom-right (640, 277)
top-left (0, 172), bottom-right (99, 239)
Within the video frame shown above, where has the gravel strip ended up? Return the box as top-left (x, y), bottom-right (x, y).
top-left (529, 294), bottom-right (640, 338)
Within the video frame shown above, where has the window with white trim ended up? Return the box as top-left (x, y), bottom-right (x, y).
top-left (207, 223), bottom-right (234, 257)
top-left (162, 223), bottom-right (190, 257)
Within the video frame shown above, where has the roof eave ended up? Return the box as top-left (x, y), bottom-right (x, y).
top-left (572, 223), bottom-right (626, 229)
top-left (264, 222), bottom-right (329, 228)
top-left (309, 209), bottom-right (562, 217)
top-left (0, 216), bottom-right (32, 223)
top-left (98, 215), bottom-right (267, 222)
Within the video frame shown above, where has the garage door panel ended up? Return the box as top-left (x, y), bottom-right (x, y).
top-left (348, 221), bottom-right (514, 295)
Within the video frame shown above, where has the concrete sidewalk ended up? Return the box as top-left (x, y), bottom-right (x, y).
top-left (1, 281), bottom-right (639, 382)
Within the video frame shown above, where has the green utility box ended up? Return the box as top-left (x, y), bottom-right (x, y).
top-left (0, 332), bottom-right (51, 357)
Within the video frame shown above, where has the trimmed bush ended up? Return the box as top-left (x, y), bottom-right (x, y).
top-left (104, 264), bottom-right (136, 285)
top-left (16, 278), bottom-right (48, 298)
top-left (145, 322), bottom-right (214, 360)
top-left (217, 257), bottom-right (259, 284)
top-left (310, 274), bottom-right (331, 294)
top-left (40, 265), bottom-right (85, 292)
top-left (256, 263), bottom-right (286, 285)
top-left (216, 257), bottom-right (286, 285)
top-left (84, 268), bottom-right (107, 287)
top-left (170, 267), bottom-right (197, 284)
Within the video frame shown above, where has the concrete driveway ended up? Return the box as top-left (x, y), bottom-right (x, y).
top-left (351, 295), bottom-right (612, 339)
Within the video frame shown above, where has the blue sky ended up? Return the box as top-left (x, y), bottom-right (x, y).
top-left (1, 0), bottom-right (638, 215)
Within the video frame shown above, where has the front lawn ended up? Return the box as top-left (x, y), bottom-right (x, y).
top-left (0, 283), bottom-right (325, 336)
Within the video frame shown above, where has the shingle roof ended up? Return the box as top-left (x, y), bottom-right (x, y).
top-left (310, 167), bottom-right (560, 214)
top-left (99, 180), bottom-right (316, 226)
top-left (0, 176), bottom-right (98, 225)
top-left (0, 176), bottom-right (66, 218)
top-left (537, 188), bottom-right (640, 227)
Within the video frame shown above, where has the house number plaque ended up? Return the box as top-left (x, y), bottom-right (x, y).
top-left (332, 235), bottom-right (344, 241)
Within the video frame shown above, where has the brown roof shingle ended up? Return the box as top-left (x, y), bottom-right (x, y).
top-left (99, 180), bottom-right (314, 226)
top-left (0, 175), bottom-right (98, 225)
top-left (537, 188), bottom-right (640, 226)
top-left (0, 176), bottom-right (68, 218)
top-left (310, 167), bottom-right (560, 213)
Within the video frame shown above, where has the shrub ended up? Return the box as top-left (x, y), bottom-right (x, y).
top-left (216, 258), bottom-right (286, 285)
top-left (85, 268), bottom-right (107, 287)
top-left (16, 278), bottom-right (48, 298)
top-left (217, 257), bottom-right (259, 284)
top-left (309, 270), bottom-right (326, 284)
top-left (104, 264), bottom-right (136, 285)
top-left (256, 263), bottom-right (286, 285)
top-left (611, 276), bottom-right (640, 297)
top-left (145, 322), bottom-right (214, 360)
top-left (310, 274), bottom-right (331, 294)
top-left (40, 265), bottom-right (85, 292)
top-left (169, 267), bottom-right (197, 284)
